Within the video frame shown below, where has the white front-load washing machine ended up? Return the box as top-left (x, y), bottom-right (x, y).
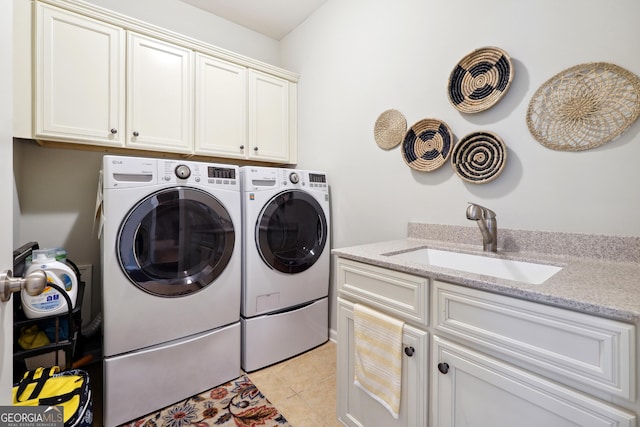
top-left (101, 155), bottom-right (241, 426)
top-left (240, 166), bottom-right (330, 371)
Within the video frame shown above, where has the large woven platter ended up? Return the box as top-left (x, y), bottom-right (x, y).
top-left (527, 62), bottom-right (640, 151)
top-left (401, 118), bottom-right (453, 172)
top-left (374, 109), bottom-right (407, 149)
top-left (448, 46), bottom-right (513, 113)
top-left (451, 131), bottom-right (507, 184)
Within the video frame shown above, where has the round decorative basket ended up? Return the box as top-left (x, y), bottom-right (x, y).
top-left (374, 109), bottom-right (407, 149)
top-left (448, 46), bottom-right (514, 113)
top-left (451, 131), bottom-right (507, 184)
top-left (401, 118), bottom-right (453, 172)
top-left (527, 62), bottom-right (640, 151)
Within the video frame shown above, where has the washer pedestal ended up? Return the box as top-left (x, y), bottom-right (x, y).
top-left (104, 322), bottom-right (240, 426)
top-left (241, 298), bottom-right (328, 372)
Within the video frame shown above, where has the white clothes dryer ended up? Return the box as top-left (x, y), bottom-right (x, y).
top-left (101, 155), bottom-right (241, 426)
top-left (240, 166), bottom-right (330, 371)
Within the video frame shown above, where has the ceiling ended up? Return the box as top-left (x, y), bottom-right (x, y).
top-left (179, 0), bottom-right (328, 40)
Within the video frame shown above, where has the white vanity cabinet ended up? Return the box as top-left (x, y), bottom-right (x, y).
top-left (336, 258), bottom-right (429, 426)
top-left (335, 257), bottom-right (638, 427)
top-left (35, 3), bottom-right (125, 146)
top-left (432, 282), bottom-right (636, 427)
top-left (126, 32), bottom-right (193, 154)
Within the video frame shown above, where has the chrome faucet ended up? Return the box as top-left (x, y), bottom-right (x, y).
top-left (466, 203), bottom-right (497, 252)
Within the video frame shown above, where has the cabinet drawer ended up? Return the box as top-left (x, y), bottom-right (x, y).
top-left (433, 281), bottom-right (635, 400)
top-left (337, 258), bottom-right (428, 325)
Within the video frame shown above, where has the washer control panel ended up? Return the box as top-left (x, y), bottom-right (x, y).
top-left (160, 160), bottom-right (238, 188)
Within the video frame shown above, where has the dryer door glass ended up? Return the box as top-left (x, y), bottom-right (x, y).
top-left (117, 187), bottom-right (235, 297)
top-left (256, 190), bottom-right (328, 274)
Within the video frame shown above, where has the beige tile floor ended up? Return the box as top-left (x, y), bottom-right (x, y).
top-left (247, 340), bottom-right (342, 427)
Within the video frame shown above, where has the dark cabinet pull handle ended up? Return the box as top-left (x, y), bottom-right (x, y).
top-left (133, 131), bottom-right (140, 137)
top-left (239, 145), bottom-right (245, 150)
top-left (253, 146), bottom-right (259, 151)
top-left (110, 128), bottom-right (118, 134)
top-left (404, 346), bottom-right (415, 357)
top-left (438, 362), bottom-right (450, 374)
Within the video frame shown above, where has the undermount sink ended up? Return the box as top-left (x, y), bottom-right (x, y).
top-left (387, 248), bottom-right (562, 284)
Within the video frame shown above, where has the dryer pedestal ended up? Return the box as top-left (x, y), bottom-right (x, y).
top-left (241, 298), bottom-right (328, 372)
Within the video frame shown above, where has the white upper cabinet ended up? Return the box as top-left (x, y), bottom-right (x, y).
top-left (35, 3), bottom-right (125, 146)
top-left (126, 32), bottom-right (193, 154)
top-left (27, 0), bottom-right (298, 164)
top-left (248, 70), bottom-right (296, 163)
top-left (194, 53), bottom-right (247, 159)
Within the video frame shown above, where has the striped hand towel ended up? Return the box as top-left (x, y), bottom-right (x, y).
top-left (353, 303), bottom-right (405, 419)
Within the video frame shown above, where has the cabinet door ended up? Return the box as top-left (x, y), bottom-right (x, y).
top-left (127, 32), bottom-right (193, 154)
top-left (35, 3), bottom-right (125, 146)
top-left (194, 53), bottom-right (247, 158)
top-left (431, 336), bottom-right (636, 427)
top-left (248, 70), bottom-right (293, 163)
top-left (337, 298), bottom-right (428, 427)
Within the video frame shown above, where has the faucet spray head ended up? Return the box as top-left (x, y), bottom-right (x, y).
top-left (466, 202), bottom-right (497, 251)
top-left (466, 203), bottom-right (483, 221)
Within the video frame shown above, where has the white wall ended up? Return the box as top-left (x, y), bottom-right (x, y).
top-left (281, 0), bottom-right (640, 252)
top-left (83, 0), bottom-right (281, 65)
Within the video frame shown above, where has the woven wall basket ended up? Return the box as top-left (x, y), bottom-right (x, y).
top-left (451, 131), bottom-right (507, 184)
top-left (448, 46), bottom-right (514, 114)
top-left (374, 109), bottom-right (407, 149)
top-left (401, 118), bottom-right (453, 172)
top-left (527, 62), bottom-right (640, 151)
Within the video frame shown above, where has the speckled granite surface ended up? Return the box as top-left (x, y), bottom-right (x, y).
top-left (332, 223), bottom-right (640, 323)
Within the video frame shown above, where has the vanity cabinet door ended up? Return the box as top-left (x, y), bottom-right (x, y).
top-left (337, 298), bottom-right (428, 427)
top-left (431, 336), bottom-right (636, 427)
top-left (35, 3), bottom-right (125, 146)
top-left (126, 32), bottom-right (193, 154)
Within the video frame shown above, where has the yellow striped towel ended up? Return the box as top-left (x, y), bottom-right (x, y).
top-left (353, 303), bottom-right (405, 419)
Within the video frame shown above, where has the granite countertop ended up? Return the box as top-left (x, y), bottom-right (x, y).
top-left (332, 224), bottom-right (640, 323)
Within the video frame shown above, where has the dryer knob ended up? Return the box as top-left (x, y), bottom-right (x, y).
top-left (175, 164), bottom-right (191, 179)
top-left (289, 172), bottom-right (300, 184)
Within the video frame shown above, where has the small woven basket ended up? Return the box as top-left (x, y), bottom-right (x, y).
top-left (451, 131), bottom-right (507, 184)
top-left (374, 109), bottom-right (407, 149)
top-left (401, 118), bottom-right (453, 172)
top-left (527, 62), bottom-right (640, 151)
top-left (448, 46), bottom-right (514, 113)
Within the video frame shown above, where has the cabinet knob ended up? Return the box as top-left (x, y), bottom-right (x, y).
top-left (110, 128), bottom-right (118, 134)
top-left (437, 362), bottom-right (450, 374)
top-left (239, 145), bottom-right (245, 150)
top-left (253, 146), bottom-right (259, 151)
top-left (133, 131), bottom-right (139, 137)
top-left (404, 346), bottom-right (415, 357)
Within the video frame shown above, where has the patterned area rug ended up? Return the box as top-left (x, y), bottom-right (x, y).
top-left (119, 375), bottom-right (293, 427)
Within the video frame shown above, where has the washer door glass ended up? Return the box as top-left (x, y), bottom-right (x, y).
top-left (118, 187), bottom-right (235, 297)
top-left (256, 190), bottom-right (328, 274)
